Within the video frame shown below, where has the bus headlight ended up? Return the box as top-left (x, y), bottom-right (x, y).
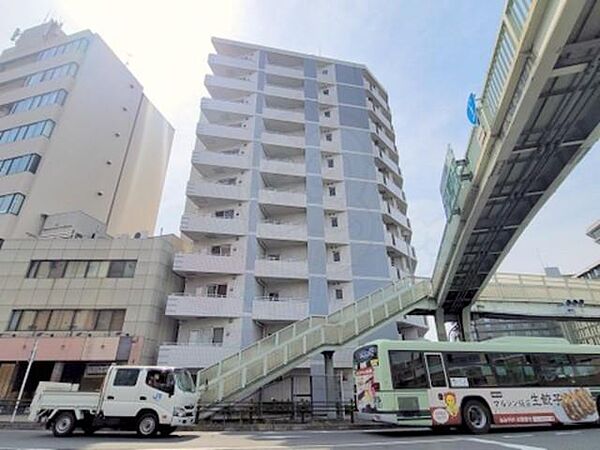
top-left (173, 407), bottom-right (186, 417)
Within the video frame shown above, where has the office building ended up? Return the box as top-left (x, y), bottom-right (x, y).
top-left (0, 21), bottom-right (174, 240)
top-left (158, 38), bottom-right (424, 398)
top-left (0, 212), bottom-right (183, 399)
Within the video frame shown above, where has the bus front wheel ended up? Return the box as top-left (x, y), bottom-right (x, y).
top-left (462, 399), bottom-right (491, 434)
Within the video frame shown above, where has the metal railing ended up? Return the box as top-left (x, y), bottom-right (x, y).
top-left (196, 277), bottom-right (433, 408)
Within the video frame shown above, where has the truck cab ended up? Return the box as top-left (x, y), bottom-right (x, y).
top-left (30, 365), bottom-right (198, 437)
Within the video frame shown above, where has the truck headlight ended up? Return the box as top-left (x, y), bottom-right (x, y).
top-left (173, 407), bottom-right (186, 417)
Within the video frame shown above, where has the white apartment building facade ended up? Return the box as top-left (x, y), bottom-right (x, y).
top-left (158, 38), bottom-right (423, 394)
top-left (0, 21), bottom-right (174, 240)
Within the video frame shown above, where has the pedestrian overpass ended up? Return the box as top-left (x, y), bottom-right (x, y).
top-left (432, 0), bottom-right (600, 337)
top-left (194, 0), bottom-right (600, 410)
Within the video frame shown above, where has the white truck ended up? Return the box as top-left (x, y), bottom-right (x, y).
top-left (28, 365), bottom-right (198, 437)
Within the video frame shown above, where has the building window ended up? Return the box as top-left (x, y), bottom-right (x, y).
top-left (332, 250), bottom-right (341, 262)
top-left (24, 63), bottom-right (78, 87)
top-left (331, 216), bottom-right (338, 227)
top-left (7, 308), bottom-right (125, 332)
top-left (26, 259), bottom-right (137, 279)
top-left (215, 209), bottom-right (234, 219)
top-left (326, 158), bottom-right (334, 168)
top-left (37, 38), bottom-right (89, 61)
top-left (7, 90), bottom-right (67, 115)
top-left (335, 289), bottom-right (343, 300)
top-left (0, 154), bottom-right (41, 177)
top-left (0, 193), bottom-right (25, 215)
top-left (207, 284), bottom-right (228, 298)
top-left (325, 133), bottom-right (332, 142)
top-left (0, 120), bottom-right (55, 144)
top-left (210, 245), bottom-right (231, 256)
top-left (324, 110), bottom-right (331, 118)
top-left (328, 186), bottom-right (336, 196)
top-left (322, 89), bottom-right (329, 95)
top-left (268, 292), bottom-right (280, 301)
top-left (212, 327), bottom-right (225, 344)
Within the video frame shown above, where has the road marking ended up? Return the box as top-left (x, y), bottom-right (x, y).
top-left (501, 434), bottom-right (535, 438)
top-left (467, 437), bottom-right (547, 450)
top-left (554, 430), bottom-right (582, 435)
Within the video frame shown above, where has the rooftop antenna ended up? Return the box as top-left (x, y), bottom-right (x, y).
top-left (10, 28), bottom-right (21, 42)
top-left (42, 10), bottom-right (52, 23)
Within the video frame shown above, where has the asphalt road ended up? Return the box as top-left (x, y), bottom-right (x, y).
top-left (0, 425), bottom-right (599, 449)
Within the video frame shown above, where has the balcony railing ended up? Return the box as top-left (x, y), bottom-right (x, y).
top-left (157, 343), bottom-right (240, 368)
top-left (261, 131), bottom-right (305, 148)
top-left (259, 188), bottom-right (306, 208)
top-left (165, 293), bottom-right (243, 318)
top-left (192, 150), bottom-right (250, 170)
top-left (173, 252), bottom-right (245, 275)
top-left (186, 180), bottom-right (247, 202)
top-left (255, 258), bottom-right (309, 279)
top-left (257, 221), bottom-right (307, 241)
top-left (181, 214), bottom-right (246, 237)
top-left (252, 297), bottom-right (309, 321)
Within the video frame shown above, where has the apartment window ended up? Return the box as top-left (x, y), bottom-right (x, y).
top-left (37, 38), bottom-right (89, 61)
top-left (322, 89), bottom-right (329, 95)
top-left (328, 186), bottom-right (336, 196)
top-left (267, 254), bottom-right (280, 261)
top-left (332, 251), bottom-right (341, 262)
top-left (326, 158), bottom-right (334, 168)
top-left (330, 216), bottom-right (339, 228)
top-left (210, 245), bottom-right (231, 256)
top-left (47, 309), bottom-right (75, 331)
top-left (215, 209), bottom-right (234, 219)
top-left (324, 110), bottom-right (331, 118)
top-left (217, 177), bottom-right (237, 185)
top-left (268, 292), bottom-right (280, 301)
top-left (0, 193), bottom-right (25, 215)
top-left (207, 284), bottom-right (228, 298)
top-left (0, 120), bottom-right (55, 144)
top-left (0, 154), bottom-right (41, 177)
top-left (24, 63), bottom-right (78, 87)
top-left (335, 289), bottom-right (344, 300)
top-left (8, 90), bottom-right (67, 115)
top-left (325, 133), bottom-right (332, 142)
top-left (212, 327), bottom-right (225, 344)
top-left (27, 259), bottom-right (137, 279)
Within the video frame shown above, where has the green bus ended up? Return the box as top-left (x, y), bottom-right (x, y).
top-left (353, 337), bottom-right (600, 433)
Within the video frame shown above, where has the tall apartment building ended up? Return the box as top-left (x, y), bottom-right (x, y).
top-left (158, 38), bottom-right (423, 395)
top-left (0, 21), bottom-right (174, 240)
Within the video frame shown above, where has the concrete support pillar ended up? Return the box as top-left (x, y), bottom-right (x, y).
top-left (322, 350), bottom-right (337, 419)
top-left (435, 309), bottom-right (448, 341)
top-left (50, 362), bottom-right (64, 382)
top-left (460, 307), bottom-right (473, 341)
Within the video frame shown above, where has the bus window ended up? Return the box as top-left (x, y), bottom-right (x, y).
top-left (388, 351), bottom-right (428, 389)
top-left (425, 353), bottom-right (447, 387)
top-left (445, 352), bottom-right (496, 387)
top-left (488, 353), bottom-right (538, 387)
top-left (570, 354), bottom-right (600, 385)
top-left (532, 354), bottom-right (575, 386)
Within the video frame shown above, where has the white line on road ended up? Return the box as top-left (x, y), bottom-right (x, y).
top-left (467, 437), bottom-right (547, 450)
top-left (554, 430), bottom-right (582, 436)
top-left (501, 434), bottom-right (535, 438)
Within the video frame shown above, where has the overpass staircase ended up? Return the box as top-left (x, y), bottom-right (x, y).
top-left (195, 277), bottom-right (434, 416)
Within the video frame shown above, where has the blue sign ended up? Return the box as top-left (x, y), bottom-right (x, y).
top-left (466, 93), bottom-right (479, 125)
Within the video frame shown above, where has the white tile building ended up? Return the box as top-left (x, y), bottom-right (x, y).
top-left (158, 38), bottom-right (425, 398)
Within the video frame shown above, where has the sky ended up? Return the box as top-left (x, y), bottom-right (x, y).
top-left (1, 0), bottom-right (598, 278)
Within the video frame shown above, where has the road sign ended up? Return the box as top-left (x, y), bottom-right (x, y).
top-left (467, 93), bottom-right (479, 125)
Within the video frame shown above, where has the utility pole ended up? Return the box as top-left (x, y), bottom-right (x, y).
top-left (11, 339), bottom-right (38, 422)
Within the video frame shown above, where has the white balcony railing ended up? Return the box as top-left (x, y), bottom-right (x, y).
top-left (381, 204), bottom-right (410, 230)
top-left (197, 122), bottom-right (252, 143)
top-left (260, 158), bottom-right (304, 176)
top-left (165, 293), bottom-right (243, 318)
top-left (173, 253), bottom-right (244, 275)
top-left (157, 343), bottom-right (239, 368)
top-left (208, 53), bottom-right (257, 71)
top-left (262, 106), bottom-right (305, 123)
top-left (201, 97), bottom-right (254, 116)
top-left (180, 214), bottom-right (246, 237)
top-left (205, 74), bottom-right (255, 93)
top-left (186, 181), bottom-right (247, 202)
top-left (252, 298), bottom-right (309, 321)
top-left (254, 258), bottom-right (309, 279)
top-left (261, 131), bottom-right (304, 148)
top-left (259, 188), bottom-right (306, 208)
top-left (192, 150), bottom-right (250, 170)
top-left (263, 84), bottom-right (304, 100)
top-left (257, 221), bottom-right (307, 241)
top-left (264, 63), bottom-right (304, 78)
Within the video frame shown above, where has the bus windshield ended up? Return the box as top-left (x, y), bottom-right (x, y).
top-left (174, 369), bottom-right (195, 393)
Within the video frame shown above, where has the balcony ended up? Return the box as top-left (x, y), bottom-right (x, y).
top-left (367, 83), bottom-right (390, 113)
top-left (259, 188), bottom-right (306, 208)
top-left (324, 226), bottom-right (349, 244)
top-left (205, 74), bottom-right (255, 94)
top-left (375, 149), bottom-right (400, 175)
top-left (192, 150), bottom-right (250, 171)
top-left (165, 293), bottom-right (243, 318)
top-left (323, 194), bottom-right (346, 210)
top-left (196, 123), bottom-right (252, 147)
top-left (257, 221), bottom-right (307, 241)
top-left (252, 298), bottom-right (309, 322)
top-left (377, 173), bottom-right (404, 200)
top-left (186, 180), bottom-right (247, 203)
top-left (265, 63), bottom-right (304, 78)
top-left (264, 84), bottom-right (304, 100)
top-left (208, 53), bottom-right (257, 71)
top-left (201, 97), bottom-right (254, 116)
top-left (326, 263), bottom-right (353, 281)
top-left (173, 252), bottom-right (244, 275)
top-left (254, 258), bottom-right (308, 279)
top-left (381, 204), bottom-right (411, 230)
top-left (368, 101), bottom-right (393, 131)
top-left (370, 123), bottom-right (396, 153)
top-left (261, 131), bottom-right (304, 148)
top-left (260, 157), bottom-right (304, 177)
top-left (321, 164), bottom-right (343, 181)
top-left (157, 343), bottom-right (239, 368)
top-left (180, 214), bottom-right (246, 239)
top-left (262, 106), bottom-right (305, 123)
top-left (385, 234), bottom-right (415, 259)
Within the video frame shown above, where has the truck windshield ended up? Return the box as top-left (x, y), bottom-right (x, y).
top-left (174, 369), bottom-right (195, 392)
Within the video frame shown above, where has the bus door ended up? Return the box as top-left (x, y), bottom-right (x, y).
top-left (424, 353), bottom-right (447, 388)
top-left (424, 353), bottom-right (460, 426)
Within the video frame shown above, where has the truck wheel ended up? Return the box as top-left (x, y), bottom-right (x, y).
top-left (136, 412), bottom-right (158, 438)
top-left (52, 411), bottom-right (76, 437)
top-left (462, 399), bottom-right (492, 434)
top-left (159, 425), bottom-right (177, 436)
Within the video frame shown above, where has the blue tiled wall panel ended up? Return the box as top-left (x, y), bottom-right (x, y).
top-left (339, 105), bottom-right (369, 129)
top-left (340, 128), bottom-right (372, 153)
top-left (305, 100), bottom-right (319, 122)
top-left (343, 153), bottom-right (376, 180)
top-left (337, 85), bottom-right (367, 107)
top-left (347, 209), bottom-right (385, 242)
top-left (304, 78), bottom-right (318, 99)
top-left (345, 179), bottom-right (381, 209)
top-left (350, 243), bottom-right (390, 278)
top-left (335, 64), bottom-right (364, 86)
